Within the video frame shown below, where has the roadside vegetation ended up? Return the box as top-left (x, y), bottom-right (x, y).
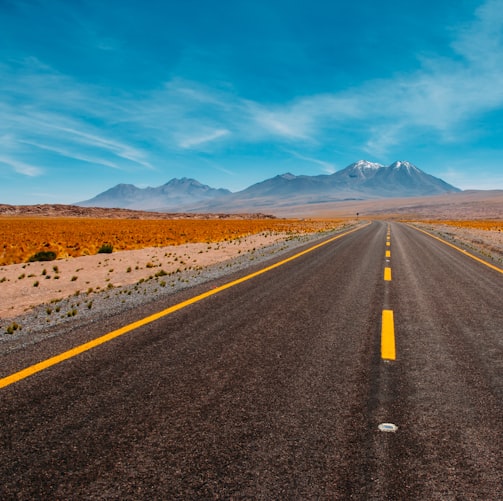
top-left (412, 220), bottom-right (502, 232)
top-left (0, 217), bottom-right (346, 265)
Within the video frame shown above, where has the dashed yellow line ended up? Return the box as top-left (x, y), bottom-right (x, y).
top-left (381, 309), bottom-right (396, 360)
top-left (0, 224), bottom-right (369, 390)
top-left (384, 267), bottom-right (392, 281)
top-left (383, 226), bottom-right (395, 360)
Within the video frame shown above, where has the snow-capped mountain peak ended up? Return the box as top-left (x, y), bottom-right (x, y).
top-left (353, 160), bottom-right (385, 170)
top-left (390, 160), bottom-right (419, 172)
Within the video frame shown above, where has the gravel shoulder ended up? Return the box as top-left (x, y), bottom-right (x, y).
top-left (408, 222), bottom-right (503, 268)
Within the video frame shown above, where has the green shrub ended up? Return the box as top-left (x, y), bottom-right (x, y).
top-left (6, 322), bottom-right (21, 335)
top-left (28, 251), bottom-right (57, 262)
top-left (97, 244), bottom-right (113, 254)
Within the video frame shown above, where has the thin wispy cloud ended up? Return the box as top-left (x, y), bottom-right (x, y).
top-left (19, 140), bottom-right (123, 170)
top-left (179, 129), bottom-right (231, 149)
top-left (286, 151), bottom-right (337, 174)
top-left (0, 62), bottom-right (155, 173)
top-left (0, 156), bottom-right (43, 177)
top-left (46, 125), bottom-right (155, 170)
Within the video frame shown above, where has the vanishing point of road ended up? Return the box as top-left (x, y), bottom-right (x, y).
top-left (0, 221), bottom-right (501, 499)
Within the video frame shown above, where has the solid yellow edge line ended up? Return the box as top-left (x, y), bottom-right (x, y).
top-left (0, 223), bottom-right (370, 390)
top-left (409, 225), bottom-right (503, 275)
top-left (381, 309), bottom-right (396, 360)
top-left (384, 267), bottom-right (392, 281)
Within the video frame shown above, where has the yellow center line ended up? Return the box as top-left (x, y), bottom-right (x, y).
top-left (0, 224), bottom-right (369, 390)
top-left (409, 225), bottom-right (503, 275)
top-left (386, 250), bottom-right (391, 258)
top-left (381, 309), bottom-right (396, 360)
top-left (386, 241), bottom-right (390, 247)
top-left (384, 267), bottom-right (392, 281)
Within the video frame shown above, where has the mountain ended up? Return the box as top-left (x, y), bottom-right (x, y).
top-left (78, 161), bottom-right (460, 212)
top-left (77, 178), bottom-right (231, 211)
top-left (199, 160), bottom-right (460, 211)
top-left (334, 160), bottom-right (459, 196)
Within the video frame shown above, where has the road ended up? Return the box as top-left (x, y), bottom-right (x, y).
top-left (0, 221), bottom-right (501, 499)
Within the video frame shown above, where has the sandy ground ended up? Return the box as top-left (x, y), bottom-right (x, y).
top-left (0, 233), bottom-right (287, 319)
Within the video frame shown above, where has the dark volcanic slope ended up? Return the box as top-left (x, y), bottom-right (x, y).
top-left (0, 222), bottom-right (501, 499)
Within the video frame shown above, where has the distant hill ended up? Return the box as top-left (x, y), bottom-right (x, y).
top-left (77, 178), bottom-right (231, 210)
top-left (77, 161), bottom-right (460, 212)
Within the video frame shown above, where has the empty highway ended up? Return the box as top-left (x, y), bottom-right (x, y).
top-left (0, 221), bottom-right (501, 499)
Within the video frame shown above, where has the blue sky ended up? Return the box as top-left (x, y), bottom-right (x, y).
top-left (1, 0), bottom-right (503, 204)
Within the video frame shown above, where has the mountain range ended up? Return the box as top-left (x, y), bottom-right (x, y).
top-left (77, 160), bottom-right (461, 212)
top-left (78, 178), bottom-right (231, 211)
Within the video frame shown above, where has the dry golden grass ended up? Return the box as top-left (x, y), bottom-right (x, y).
top-left (0, 217), bottom-right (347, 266)
top-left (413, 220), bottom-right (502, 231)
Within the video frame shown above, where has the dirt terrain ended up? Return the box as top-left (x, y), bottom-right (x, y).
top-left (0, 232), bottom-right (304, 319)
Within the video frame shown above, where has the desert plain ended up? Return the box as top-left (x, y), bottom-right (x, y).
top-left (1, 190), bottom-right (502, 330)
top-left (0, 213), bottom-right (347, 320)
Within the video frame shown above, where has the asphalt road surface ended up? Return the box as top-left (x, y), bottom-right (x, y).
top-left (0, 221), bottom-right (501, 499)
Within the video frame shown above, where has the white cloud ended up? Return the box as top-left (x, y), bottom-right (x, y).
top-left (363, 124), bottom-right (405, 158)
top-left (0, 156), bottom-right (43, 177)
top-left (286, 150), bottom-right (337, 173)
top-left (19, 140), bottom-right (123, 170)
top-left (46, 125), bottom-right (155, 170)
top-left (0, 59), bottom-right (155, 173)
top-left (179, 128), bottom-right (230, 149)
